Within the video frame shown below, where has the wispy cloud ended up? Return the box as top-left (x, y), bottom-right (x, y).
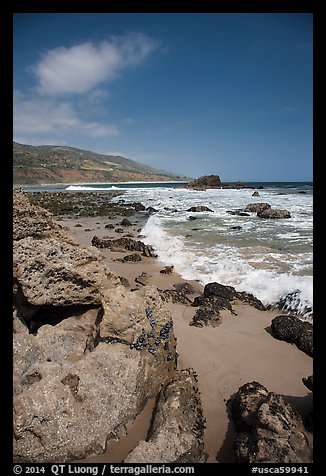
top-left (33, 33), bottom-right (158, 96)
top-left (13, 92), bottom-right (120, 141)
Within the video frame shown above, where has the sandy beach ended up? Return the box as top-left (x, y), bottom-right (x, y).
top-left (57, 212), bottom-right (313, 463)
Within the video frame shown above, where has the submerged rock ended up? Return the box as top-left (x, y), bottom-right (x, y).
top-left (231, 381), bottom-right (313, 463)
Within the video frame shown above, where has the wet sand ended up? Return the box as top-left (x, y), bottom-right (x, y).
top-left (58, 214), bottom-right (313, 463)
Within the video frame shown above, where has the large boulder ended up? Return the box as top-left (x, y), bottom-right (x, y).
top-left (231, 382), bottom-right (313, 463)
top-left (124, 369), bottom-right (207, 463)
top-left (13, 236), bottom-right (114, 319)
top-left (258, 208), bottom-right (291, 219)
top-left (271, 315), bottom-right (313, 357)
top-left (244, 203), bottom-right (271, 213)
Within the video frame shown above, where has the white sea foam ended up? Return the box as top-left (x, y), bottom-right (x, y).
top-left (65, 185), bottom-right (120, 191)
top-left (142, 213), bottom-right (313, 318)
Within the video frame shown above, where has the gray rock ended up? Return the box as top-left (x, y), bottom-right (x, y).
top-left (124, 369), bottom-right (207, 463)
top-left (13, 191), bottom-right (64, 241)
top-left (244, 203), bottom-right (271, 213)
top-left (187, 206), bottom-right (214, 213)
top-left (231, 382), bottom-right (313, 463)
top-left (258, 208), bottom-right (291, 219)
top-left (120, 218), bottom-right (132, 226)
top-left (13, 236), bottom-right (113, 317)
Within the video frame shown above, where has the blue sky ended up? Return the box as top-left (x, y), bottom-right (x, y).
top-left (13, 13), bottom-right (313, 181)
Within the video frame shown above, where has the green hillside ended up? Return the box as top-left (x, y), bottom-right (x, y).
top-left (13, 142), bottom-right (187, 184)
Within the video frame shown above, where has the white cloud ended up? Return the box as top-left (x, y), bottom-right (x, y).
top-left (13, 92), bottom-right (120, 141)
top-left (33, 33), bottom-right (157, 96)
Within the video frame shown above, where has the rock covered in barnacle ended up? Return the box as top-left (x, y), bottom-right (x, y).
top-left (271, 315), bottom-right (313, 357)
top-left (124, 369), bottom-right (207, 463)
top-left (189, 282), bottom-right (266, 327)
top-left (230, 381), bottom-right (313, 463)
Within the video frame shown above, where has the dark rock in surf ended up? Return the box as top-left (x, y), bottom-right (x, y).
top-left (120, 218), bottom-right (132, 226)
top-left (258, 208), bottom-right (291, 219)
top-left (226, 210), bottom-right (250, 217)
top-left (245, 203), bottom-right (271, 213)
top-left (187, 206), bottom-right (214, 213)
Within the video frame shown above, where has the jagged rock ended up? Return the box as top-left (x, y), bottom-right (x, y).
top-left (187, 206), bottom-right (214, 213)
top-left (252, 191), bottom-right (260, 196)
top-left (244, 203), bottom-right (271, 213)
top-left (91, 236), bottom-right (157, 258)
top-left (231, 382), bottom-right (313, 463)
top-left (132, 202), bottom-right (146, 212)
top-left (302, 375), bottom-right (313, 391)
top-left (258, 209), bottom-right (291, 219)
top-left (13, 191), bottom-right (64, 241)
top-left (271, 315), bottom-right (313, 357)
top-left (190, 282), bottom-right (266, 327)
top-left (159, 289), bottom-right (192, 305)
top-left (124, 370), bottom-right (207, 463)
top-left (13, 237), bottom-right (112, 319)
top-left (186, 175), bottom-right (222, 189)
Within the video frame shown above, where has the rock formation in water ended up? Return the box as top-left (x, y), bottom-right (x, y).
top-left (13, 190), bottom-right (206, 463)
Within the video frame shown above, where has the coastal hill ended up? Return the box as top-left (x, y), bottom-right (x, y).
top-left (13, 141), bottom-right (188, 184)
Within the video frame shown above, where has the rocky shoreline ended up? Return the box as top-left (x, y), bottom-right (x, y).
top-left (13, 190), bottom-right (313, 463)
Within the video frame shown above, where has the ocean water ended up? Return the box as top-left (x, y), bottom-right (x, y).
top-left (23, 181), bottom-right (313, 319)
top-left (111, 182), bottom-right (313, 319)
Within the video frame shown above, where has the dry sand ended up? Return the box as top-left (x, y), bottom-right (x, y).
top-left (59, 214), bottom-right (313, 463)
